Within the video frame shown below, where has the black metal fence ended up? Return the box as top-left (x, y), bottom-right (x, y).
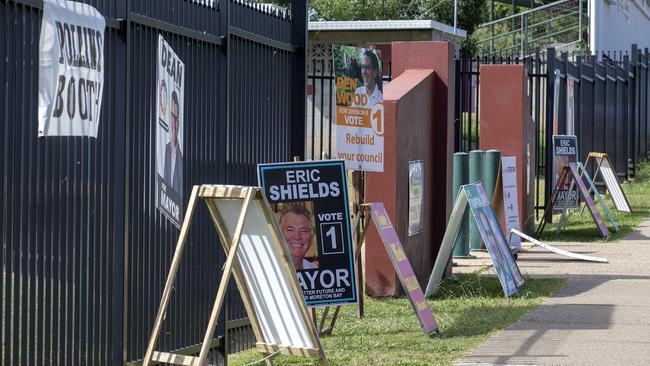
top-left (0, 0), bottom-right (306, 365)
top-left (455, 46), bottom-right (650, 219)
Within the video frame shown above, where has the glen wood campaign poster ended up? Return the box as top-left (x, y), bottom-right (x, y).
top-left (408, 160), bottom-right (424, 236)
top-left (333, 45), bottom-right (384, 172)
top-left (466, 183), bottom-right (524, 297)
top-left (156, 35), bottom-right (185, 228)
top-left (553, 135), bottom-right (579, 211)
top-left (258, 160), bottom-right (357, 307)
top-left (38, 0), bottom-right (105, 137)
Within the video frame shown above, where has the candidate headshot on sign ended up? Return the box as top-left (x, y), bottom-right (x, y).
top-left (278, 203), bottom-right (319, 270)
top-left (351, 49), bottom-right (382, 109)
top-left (164, 90), bottom-right (183, 194)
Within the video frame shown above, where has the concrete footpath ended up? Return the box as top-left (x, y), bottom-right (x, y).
top-left (454, 218), bottom-right (650, 366)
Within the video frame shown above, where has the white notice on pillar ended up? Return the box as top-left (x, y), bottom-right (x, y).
top-left (38, 0), bottom-right (105, 138)
top-left (501, 156), bottom-right (521, 250)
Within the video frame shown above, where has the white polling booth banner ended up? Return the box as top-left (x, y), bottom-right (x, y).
top-left (38, 0), bottom-right (105, 138)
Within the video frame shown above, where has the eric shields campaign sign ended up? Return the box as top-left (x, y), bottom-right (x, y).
top-left (38, 0), bottom-right (105, 137)
top-left (258, 160), bottom-right (357, 307)
top-left (333, 45), bottom-right (384, 172)
top-left (552, 135), bottom-right (579, 211)
top-left (156, 35), bottom-right (185, 228)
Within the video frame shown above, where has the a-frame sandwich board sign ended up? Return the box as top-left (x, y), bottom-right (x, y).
top-left (536, 163), bottom-right (610, 238)
top-left (575, 162), bottom-right (619, 233)
top-left (316, 202), bottom-right (439, 336)
top-left (143, 185), bottom-right (327, 366)
top-left (425, 182), bottom-right (525, 298)
top-left (584, 152), bottom-right (632, 213)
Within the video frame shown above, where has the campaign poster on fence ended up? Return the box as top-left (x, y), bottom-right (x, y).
top-left (553, 135), bottom-right (579, 211)
top-left (156, 35), bottom-right (185, 228)
top-left (258, 160), bottom-right (357, 307)
top-left (465, 183), bottom-right (524, 297)
top-left (333, 45), bottom-right (384, 172)
top-left (566, 78), bottom-right (576, 135)
top-left (38, 0), bottom-right (105, 137)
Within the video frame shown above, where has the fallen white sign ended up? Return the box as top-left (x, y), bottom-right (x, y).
top-left (508, 229), bottom-right (608, 263)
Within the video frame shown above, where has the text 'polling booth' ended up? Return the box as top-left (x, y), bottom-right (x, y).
top-left (365, 41), bottom-right (455, 296)
top-left (480, 65), bottom-right (536, 233)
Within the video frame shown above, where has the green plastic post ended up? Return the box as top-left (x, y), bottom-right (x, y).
top-left (483, 149), bottom-right (501, 201)
top-left (452, 153), bottom-right (470, 258)
top-left (469, 150), bottom-right (484, 251)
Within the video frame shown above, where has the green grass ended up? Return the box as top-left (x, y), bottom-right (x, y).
top-left (228, 273), bottom-right (565, 366)
top-left (538, 161), bottom-right (650, 242)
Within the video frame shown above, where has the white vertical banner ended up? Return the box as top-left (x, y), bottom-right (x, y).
top-left (38, 0), bottom-right (105, 138)
top-left (156, 35), bottom-right (185, 228)
top-left (501, 157), bottom-right (521, 250)
top-left (566, 78), bottom-right (575, 135)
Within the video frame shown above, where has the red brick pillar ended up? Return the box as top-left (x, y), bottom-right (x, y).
top-left (364, 41), bottom-right (455, 297)
top-left (479, 65), bottom-right (536, 233)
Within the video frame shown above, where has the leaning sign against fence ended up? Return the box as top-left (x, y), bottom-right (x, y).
top-left (156, 35), bottom-right (185, 228)
top-left (258, 160), bottom-right (357, 307)
top-left (552, 135), bottom-right (579, 211)
top-left (38, 0), bottom-right (105, 137)
top-left (333, 45), bottom-right (384, 172)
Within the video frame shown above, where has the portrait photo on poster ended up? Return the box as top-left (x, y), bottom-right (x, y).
top-left (258, 160), bottom-right (357, 307)
top-left (155, 34), bottom-right (185, 228)
top-left (333, 45), bottom-right (384, 172)
top-left (272, 201), bottom-right (320, 270)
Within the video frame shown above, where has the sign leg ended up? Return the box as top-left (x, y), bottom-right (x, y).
top-left (556, 174), bottom-right (576, 234)
top-left (197, 188), bottom-right (254, 365)
top-left (354, 210), bottom-right (371, 318)
top-left (143, 186), bottom-right (201, 366)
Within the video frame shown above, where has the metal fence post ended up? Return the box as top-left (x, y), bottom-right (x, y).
top-left (545, 47), bottom-right (556, 223)
top-left (631, 44), bottom-right (639, 174)
top-left (624, 54), bottom-right (631, 180)
top-left (119, 1), bottom-right (132, 363)
top-left (520, 13), bottom-right (525, 57)
top-left (291, 0), bottom-right (307, 160)
top-left (641, 47), bottom-right (650, 159)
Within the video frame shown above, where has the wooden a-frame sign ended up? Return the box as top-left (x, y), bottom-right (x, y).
top-left (584, 152), bottom-right (632, 213)
top-left (537, 163), bottom-right (610, 238)
top-left (576, 162), bottom-right (619, 233)
top-left (426, 183), bottom-right (525, 298)
top-left (143, 185), bottom-right (327, 366)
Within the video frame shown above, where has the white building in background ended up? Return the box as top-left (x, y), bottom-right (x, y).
top-left (590, 0), bottom-right (650, 54)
